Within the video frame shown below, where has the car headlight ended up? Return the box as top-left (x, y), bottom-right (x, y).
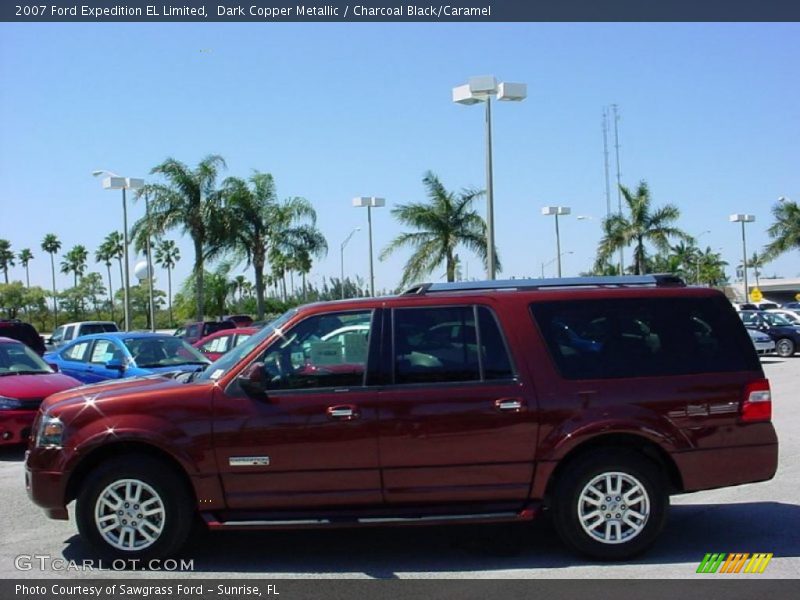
top-left (35, 415), bottom-right (64, 448)
top-left (0, 396), bottom-right (23, 410)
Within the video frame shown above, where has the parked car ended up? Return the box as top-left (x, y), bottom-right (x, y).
top-left (44, 332), bottom-right (210, 384)
top-left (48, 321), bottom-right (119, 349)
top-left (193, 327), bottom-right (258, 361)
top-left (763, 308), bottom-right (800, 325)
top-left (747, 329), bottom-right (775, 355)
top-left (0, 319), bottom-right (46, 355)
top-left (782, 301), bottom-right (800, 311)
top-left (738, 309), bottom-right (800, 357)
top-left (174, 320), bottom-right (237, 345)
top-left (26, 275), bottom-right (777, 562)
top-left (0, 337), bottom-right (81, 445)
top-left (223, 315), bottom-right (254, 328)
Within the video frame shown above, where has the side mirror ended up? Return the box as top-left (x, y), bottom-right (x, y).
top-left (47, 362), bottom-right (59, 372)
top-left (239, 362), bottom-right (269, 400)
top-left (105, 359), bottom-right (126, 372)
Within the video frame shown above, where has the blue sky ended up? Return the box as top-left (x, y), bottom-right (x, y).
top-left (1, 23), bottom-right (798, 298)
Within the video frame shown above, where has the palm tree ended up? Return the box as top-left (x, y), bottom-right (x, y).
top-left (99, 232), bottom-right (125, 292)
top-left (220, 172), bottom-right (327, 319)
top-left (597, 181), bottom-right (691, 275)
top-left (749, 252), bottom-right (768, 288)
top-left (60, 245), bottom-right (89, 287)
top-left (232, 275), bottom-right (247, 302)
top-left (696, 246), bottom-right (729, 286)
top-left (380, 171), bottom-right (492, 287)
top-left (763, 199), bottom-right (800, 261)
top-left (41, 234), bottom-right (62, 326)
top-left (18, 248), bottom-right (33, 287)
top-left (154, 239), bottom-right (180, 327)
top-left (0, 240), bottom-right (15, 284)
top-left (133, 155), bottom-right (226, 320)
top-left (95, 242), bottom-right (116, 322)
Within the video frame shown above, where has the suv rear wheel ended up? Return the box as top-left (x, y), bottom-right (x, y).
top-left (552, 450), bottom-right (668, 560)
top-left (76, 456), bottom-right (194, 559)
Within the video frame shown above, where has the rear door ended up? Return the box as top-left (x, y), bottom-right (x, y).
top-left (57, 340), bottom-right (92, 381)
top-left (377, 305), bottom-right (538, 507)
top-left (213, 308), bottom-right (383, 510)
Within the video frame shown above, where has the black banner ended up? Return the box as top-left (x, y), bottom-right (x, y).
top-left (2, 580), bottom-right (800, 600)
top-left (2, 0), bottom-right (800, 23)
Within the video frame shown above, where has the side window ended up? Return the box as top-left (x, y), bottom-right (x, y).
top-left (202, 335), bottom-right (230, 354)
top-left (477, 307), bottom-right (514, 380)
top-left (50, 326), bottom-right (64, 343)
top-left (62, 341), bottom-right (91, 362)
top-left (90, 340), bottom-right (121, 364)
top-left (393, 306), bottom-right (480, 384)
top-left (531, 297), bottom-right (757, 380)
top-left (257, 310), bottom-right (373, 391)
top-left (63, 326), bottom-right (75, 341)
top-left (234, 333), bottom-right (252, 347)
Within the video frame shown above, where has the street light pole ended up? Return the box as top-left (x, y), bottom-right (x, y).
top-left (94, 171), bottom-right (143, 331)
top-left (144, 192), bottom-right (155, 331)
top-left (729, 214), bottom-right (755, 302)
top-left (541, 206), bottom-right (571, 277)
top-left (353, 197), bottom-right (385, 296)
top-left (453, 76), bottom-right (527, 280)
top-left (340, 227), bottom-right (360, 300)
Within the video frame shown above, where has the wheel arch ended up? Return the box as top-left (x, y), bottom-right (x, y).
top-left (65, 441), bottom-right (197, 506)
top-left (542, 432), bottom-right (684, 505)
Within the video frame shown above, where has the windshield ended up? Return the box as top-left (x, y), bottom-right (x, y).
top-left (196, 309), bottom-right (297, 382)
top-left (763, 313), bottom-right (793, 327)
top-left (123, 336), bottom-right (210, 369)
top-left (0, 341), bottom-right (53, 376)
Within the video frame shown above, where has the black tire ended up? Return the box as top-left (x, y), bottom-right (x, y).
top-left (76, 455), bottom-right (195, 560)
top-left (775, 338), bottom-right (795, 358)
top-left (551, 449), bottom-right (668, 560)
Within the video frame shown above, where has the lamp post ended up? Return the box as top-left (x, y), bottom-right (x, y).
top-left (340, 227), bottom-right (361, 300)
top-left (541, 251), bottom-right (574, 278)
top-left (453, 75), bottom-right (527, 280)
top-left (541, 206), bottom-right (571, 277)
top-left (93, 171), bottom-right (144, 331)
top-left (729, 214), bottom-right (755, 302)
top-left (352, 197), bottom-right (384, 296)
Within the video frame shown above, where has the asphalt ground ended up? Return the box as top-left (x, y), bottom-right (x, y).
top-left (0, 357), bottom-right (797, 580)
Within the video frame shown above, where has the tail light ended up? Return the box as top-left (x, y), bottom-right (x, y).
top-left (740, 379), bottom-right (772, 423)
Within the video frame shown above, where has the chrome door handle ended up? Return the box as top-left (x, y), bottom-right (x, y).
top-left (327, 405), bottom-right (358, 420)
top-left (495, 398), bottom-right (524, 412)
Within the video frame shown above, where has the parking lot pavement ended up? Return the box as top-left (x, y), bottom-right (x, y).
top-left (1, 358), bottom-right (798, 580)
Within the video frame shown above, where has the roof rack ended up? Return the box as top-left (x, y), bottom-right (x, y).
top-left (401, 274), bottom-right (686, 295)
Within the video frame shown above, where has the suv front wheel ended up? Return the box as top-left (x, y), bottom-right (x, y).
top-left (552, 450), bottom-right (668, 560)
top-left (76, 456), bottom-right (194, 559)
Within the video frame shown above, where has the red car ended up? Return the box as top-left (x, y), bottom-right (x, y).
top-left (0, 337), bottom-right (81, 446)
top-left (193, 327), bottom-right (259, 361)
top-left (25, 276), bottom-right (777, 561)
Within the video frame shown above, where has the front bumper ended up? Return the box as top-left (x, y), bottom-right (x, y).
top-left (753, 341), bottom-right (775, 355)
top-left (0, 411), bottom-right (36, 446)
top-left (25, 448), bottom-right (70, 520)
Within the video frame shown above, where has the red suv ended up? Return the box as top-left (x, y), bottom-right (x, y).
top-left (25, 276), bottom-right (778, 560)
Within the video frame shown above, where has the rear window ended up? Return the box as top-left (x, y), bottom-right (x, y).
top-left (530, 297), bottom-right (760, 380)
top-left (80, 323), bottom-right (118, 335)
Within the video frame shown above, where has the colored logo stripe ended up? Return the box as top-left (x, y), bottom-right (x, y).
top-left (697, 553), bottom-right (773, 574)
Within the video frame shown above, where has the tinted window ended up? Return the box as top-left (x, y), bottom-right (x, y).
top-left (393, 306), bottom-right (480, 384)
top-left (63, 326), bottom-right (76, 341)
top-left (531, 297), bottom-right (759, 380)
top-left (256, 310), bottom-right (373, 391)
top-left (477, 307), bottom-right (514, 380)
top-left (63, 340), bottom-right (91, 362)
top-left (81, 323), bottom-right (118, 335)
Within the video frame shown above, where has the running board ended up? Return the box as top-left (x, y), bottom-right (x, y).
top-left (202, 507), bottom-right (539, 531)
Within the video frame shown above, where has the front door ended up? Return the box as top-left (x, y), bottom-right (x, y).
top-left (213, 309), bottom-right (382, 510)
top-left (377, 305), bottom-right (538, 507)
